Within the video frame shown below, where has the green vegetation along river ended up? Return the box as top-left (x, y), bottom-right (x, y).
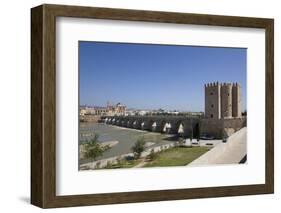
top-left (79, 122), bottom-right (176, 164)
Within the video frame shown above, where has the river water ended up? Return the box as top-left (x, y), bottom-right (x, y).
top-left (79, 122), bottom-right (176, 163)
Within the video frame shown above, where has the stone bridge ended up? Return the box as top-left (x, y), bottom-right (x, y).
top-left (100, 115), bottom-right (201, 138)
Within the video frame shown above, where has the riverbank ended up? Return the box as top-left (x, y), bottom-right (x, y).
top-left (79, 122), bottom-right (175, 164)
top-left (108, 124), bottom-right (147, 133)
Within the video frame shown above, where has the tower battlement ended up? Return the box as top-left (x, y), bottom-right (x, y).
top-left (205, 82), bottom-right (242, 119)
top-left (205, 82), bottom-right (238, 87)
top-left (204, 82), bottom-right (220, 88)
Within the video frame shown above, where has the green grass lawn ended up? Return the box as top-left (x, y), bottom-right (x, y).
top-left (143, 146), bottom-right (210, 168)
top-left (93, 146), bottom-right (210, 170)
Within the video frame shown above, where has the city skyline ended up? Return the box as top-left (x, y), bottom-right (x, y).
top-left (79, 41), bottom-right (247, 111)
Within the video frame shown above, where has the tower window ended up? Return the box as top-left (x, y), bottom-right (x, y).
top-left (210, 92), bottom-right (213, 95)
top-left (210, 114), bottom-right (213, 118)
top-left (228, 93), bottom-right (230, 96)
top-left (211, 104), bottom-right (214, 108)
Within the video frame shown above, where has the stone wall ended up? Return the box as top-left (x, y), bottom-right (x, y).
top-left (201, 117), bottom-right (246, 138)
top-left (80, 115), bottom-right (101, 123)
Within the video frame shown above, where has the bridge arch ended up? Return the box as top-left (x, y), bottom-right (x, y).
top-left (133, 119), bottom-right (142, 129)
top-left (151, 119), bottom-right (166, 133)
top-left (163, 119), bottom-right (182, 134)
top-left (177, 119), bottom-right (200, 139)
top-left (141, 118), bottom-right (154, 131)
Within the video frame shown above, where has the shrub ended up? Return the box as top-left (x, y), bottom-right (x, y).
top-left (178, 138), bottom-right (185, 146)
top-left (116, 156), bottom-right (123, 165)
top-left (190, 129), bottom-right (193, 142)
top-left (106, 160), bottom-right (112, 169)
top-left (131, 137), bottom-right (146, 159)
top-left (95, 161), bottom-right (101, 169)
top-left (83, 134), bottom-right (110, 161)
top-left (147, 148), bottom-right (157, 161)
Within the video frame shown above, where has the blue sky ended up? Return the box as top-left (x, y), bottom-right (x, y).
top-left (79, 41), bottom-right (246, 111)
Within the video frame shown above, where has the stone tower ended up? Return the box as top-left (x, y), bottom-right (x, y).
top-left (205, 82), bottom-right (221, 119)
top-left (232, 83), bottom-right (242, 117)
top-left (205, 82), bottom-right (242, 119)
top-left (221, 83), bottom-right (233, 118)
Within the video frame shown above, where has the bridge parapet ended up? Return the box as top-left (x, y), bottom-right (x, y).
top-left (100, 115), bottom-right (245, 139)
top-left (102, 115), bottom-right (202, 136)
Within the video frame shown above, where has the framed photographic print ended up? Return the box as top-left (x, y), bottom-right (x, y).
top-left (31, 4), bottom-right (274, 208)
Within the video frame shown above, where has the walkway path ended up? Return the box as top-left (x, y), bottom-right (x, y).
top-left (133, 159), bottom-right (148, 168)
top-left (189, 127), bottom-right (247, 165)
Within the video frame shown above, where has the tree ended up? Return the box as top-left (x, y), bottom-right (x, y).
top-left (190, 125), bottom-right (193, 142)
top-left (178, 138), bottom-right (185, 147)
top-left (83, 134), bottom-right (110, 161)
top-left (131, 137), bottom-right (146, 159)
top-left (197, 122), bottom-right (201, 141)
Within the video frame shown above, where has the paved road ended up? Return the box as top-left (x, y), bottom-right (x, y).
top-left (189, 127), bottom-right (247, 165)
